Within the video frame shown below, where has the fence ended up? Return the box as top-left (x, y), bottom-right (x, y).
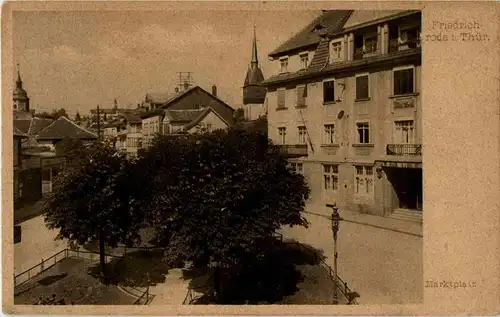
top-left (14, 248), bottom-right (153, 305)
top-left (181, 233), bottom-right (359, 305)
top-left (277, 234), bottom-right (359, 305)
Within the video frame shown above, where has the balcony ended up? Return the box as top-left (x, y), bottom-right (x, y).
top-left (279, 144), bottom-right (308, 157)
top-left (386, 144), bottom-right (422, 156)
top-left (389, 38), bottom-right (421, 53)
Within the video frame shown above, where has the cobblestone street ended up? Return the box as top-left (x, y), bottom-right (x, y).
top-left (281, 204), bottom-right (423, 305)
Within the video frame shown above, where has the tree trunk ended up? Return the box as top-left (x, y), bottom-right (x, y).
top-left (99, 234), bottom-right (106, 281)
top-left (213, 265), bottom-right (221, 302)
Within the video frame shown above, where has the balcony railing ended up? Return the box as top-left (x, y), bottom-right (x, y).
top-left (386, 144), bottom-right (422, 156)
top-left (279, 144), bottom-right (308, 157)
top-left (389, 38), bottom-right (421, 53)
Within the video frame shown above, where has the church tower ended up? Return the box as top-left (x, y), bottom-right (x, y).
top-left (242, 27), bottom-right (266, 121)
top-left (13, 64), bottom-right (30, 112)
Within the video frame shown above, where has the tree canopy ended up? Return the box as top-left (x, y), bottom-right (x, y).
top-left (43, 141), bottom-right (144, 277)
top-left (51, 108), bottom-right (69, 119)
top-left (134, 129), bottom-right (310, 270)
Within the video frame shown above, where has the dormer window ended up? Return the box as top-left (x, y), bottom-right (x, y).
top-left (280, 57), bottom-right (289, 73)
top-left (330, 39), bottom-right (343, 63)
top-left (399, 25), bottom-right (420, 49)
top-left (363, 34), bottom-right (378, 54)
top-left (299, 53), bottom-right (309, 69)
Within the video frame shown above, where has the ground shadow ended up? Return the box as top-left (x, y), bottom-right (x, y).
top-left (187, 239), bottom-right (326, 304)
top-left (87, 249), bottom-right (171, 288)
top-left (38, 273), bottom-right (68, 286)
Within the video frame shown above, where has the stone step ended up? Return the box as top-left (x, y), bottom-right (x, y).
top-left (389, 209), bottom-right (423, 223)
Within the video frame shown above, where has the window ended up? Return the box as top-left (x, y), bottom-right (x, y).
top-left (323, 80), bottom-right (335, 103)
top-left (399, 25), bottom-right (420, 48)
top-left (277, 89), bottom-right (286, 109)
top-left (280, 58), bottom-right (289, 73)
top-left (298, 126), bottom-right (307, 144)
top-left (330, 40), bottom-right (343, 62)
top-left (290, 162), bottom-right (303, 174)
top-left (355, 166), bottom-right (374, 195)
top-left (395, 120), bottom-right (415, 143)
top-left (278, 127), bottom-right (286, 144)
top-left (323, 164), bottom-right (339, 191)
top-left (364, 34), bottom-right (378, 54)
top-left (394, 67), bottom-right (414, 95)
top-left (357, 122), bottom-right (370, 144)
top-left (300, 53), bottom-right (309, 69)
top-left (356, 74), bottom-right (369, 100)
top-left (206, 123), bottom-right (212, 132)
top-left (324, 124), bottom-right (335, 144)
top-left (297, 85), bottom-right (307, 107)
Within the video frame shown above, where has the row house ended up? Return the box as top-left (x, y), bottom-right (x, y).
top-left (262, 10), bottom-right (422, 222)
top-left (139, 85), bottom-right (235, 149)
top-left (14, 116), bottom-right (97, 197)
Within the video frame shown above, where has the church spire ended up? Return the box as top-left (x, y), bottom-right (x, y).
top-left (16, 63), bottom-right (23, 88)
top-left (251, 25), bottom-right (258, 66)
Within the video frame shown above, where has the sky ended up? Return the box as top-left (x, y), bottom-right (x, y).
top-left (13, 10), bottom-right (320, 118)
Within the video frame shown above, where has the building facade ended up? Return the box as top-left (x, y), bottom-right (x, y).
top-left (262, 10), bottom-right (422, 220)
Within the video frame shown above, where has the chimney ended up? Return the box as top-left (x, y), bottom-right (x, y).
top-left (212, 84), bottom-right (217, 97)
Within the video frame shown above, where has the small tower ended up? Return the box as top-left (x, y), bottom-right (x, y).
top-left (13, 63), bottom-right (30, 112)
top-left (242, 26), bottom-right (266, 121)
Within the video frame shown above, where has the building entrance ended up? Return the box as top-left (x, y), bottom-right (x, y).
top-left (385, 167), bottom-right (423, 211)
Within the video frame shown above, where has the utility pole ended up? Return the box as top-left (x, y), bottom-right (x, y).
top-left (96, 105), bottom-right (101, 141)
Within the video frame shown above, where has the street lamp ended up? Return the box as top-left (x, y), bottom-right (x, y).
top-left (327, 203), bottom-right (340, 305)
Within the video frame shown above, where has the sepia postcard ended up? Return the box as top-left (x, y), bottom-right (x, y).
top-left (1, 1), bottom-right (499, 315)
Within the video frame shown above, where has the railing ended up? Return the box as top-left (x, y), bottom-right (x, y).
top-left (14, 248), bottom-right (68, 287)
top-left (182, 232), bottom-right (359, 305)
top-left (386, 144), bottom-right (422, 156)
top-left (389, 38), bottom-right (421, 53)
top-left (279, 144), bottom-right (308, 157)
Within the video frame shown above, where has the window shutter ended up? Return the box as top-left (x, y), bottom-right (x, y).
top-left (277, 89), bottom-right (286, 108)
top-left (297, 85), bottom-right (307, 106)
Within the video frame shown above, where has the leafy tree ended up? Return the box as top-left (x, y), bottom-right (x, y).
top-left (134, 129), bottom-right (310, 301)
top-left (51, 108), bottom-right (69, 119)
top-left (234, 108), bottom-right (245, 122)
top-left (42, 142), bottom-right (144, 280)
top-left (75, 112), bottom-right (81, 122)
top-left (35, 111), bottom-right (55, 119)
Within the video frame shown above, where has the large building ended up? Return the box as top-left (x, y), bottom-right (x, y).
top-left (242, 27), bottom-right (267, 121)
top-left (262, 10), bottom-right (422, 222)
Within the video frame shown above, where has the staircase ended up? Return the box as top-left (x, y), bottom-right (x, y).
top-left (389, 208), bottom-right (423, 224)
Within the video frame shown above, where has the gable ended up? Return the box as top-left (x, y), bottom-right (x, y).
top-left (162, 87), bottom-right (235, 125)
top-left (185, 109), bottom-right (230, 132)
top-left (36, 116), bottom-right (97, 140)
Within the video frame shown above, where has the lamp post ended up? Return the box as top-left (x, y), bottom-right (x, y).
top-left (328, 203), bottom-right (340, 305)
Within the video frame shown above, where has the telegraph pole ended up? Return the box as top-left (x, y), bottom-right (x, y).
top-left (96, 105), bottom-right (101, 141)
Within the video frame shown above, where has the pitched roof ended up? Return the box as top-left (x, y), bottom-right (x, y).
top-left (119, 112), bottom-right (143, 124)
top-left (36, 116), bottom-right (98, 140)
top-left (140, 109), bottom-right (166, 119)
top-left (13, 119), bottom-right (32, 134)
top-left (13, 125), bottom-right (27, 137)
top-left (146, 89), bottom-right (188, 105)
top-left (164, 108), bottom-right (208, 123)
top-left (183, 107), bottom-right (231, 131)
top-left (268, 10), bottom-right (352, 58)
top-left (262, 47), bottom-right (421, 85)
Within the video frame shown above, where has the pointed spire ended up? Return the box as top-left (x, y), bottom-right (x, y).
top-left (16, 63), bottom-right (22, 86)
top-left (251, 25), bottom-right (258, 66)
